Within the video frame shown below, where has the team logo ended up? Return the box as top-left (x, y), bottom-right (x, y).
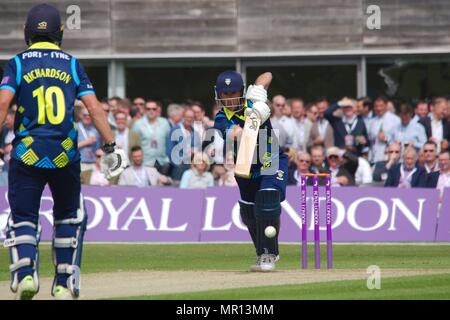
top-left (37, 21), bottom-right (48, 30)
top-left (0, 76), bottom-right (9, 85)
top-left (225, 78), bottom-right (231, 86)
top-left (276, 170), bottom-right (284, 181)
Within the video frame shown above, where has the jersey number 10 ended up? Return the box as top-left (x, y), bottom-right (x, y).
top-left (32, 85), bottom-right (66, 125)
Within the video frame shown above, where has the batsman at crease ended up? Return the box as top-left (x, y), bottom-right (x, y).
top-left (212, 70), bottom-right (288, 272)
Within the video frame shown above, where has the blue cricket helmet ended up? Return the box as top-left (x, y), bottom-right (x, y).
top-left (215, 70), bottom-right (246, 111)
top-left (215, 70), bottom-right (245, 95)
top-left (24, 3), bottom-right (64, 46)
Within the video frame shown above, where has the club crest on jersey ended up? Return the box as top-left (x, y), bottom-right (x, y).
top-left (276, 170), bottom-right (285, 181)
top-left (0, 76), bottom-right (9, 85)
top-left (37, 21), bottom-right (48, 30)
top-left (225, 78), bottom-right (231, 85)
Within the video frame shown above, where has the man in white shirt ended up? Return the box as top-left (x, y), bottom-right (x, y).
top-left (132, 100), bottom-right (171, 167)
top-left (167, 103), bottom-right (185, 128)
top-left (367, 96), bottom-right (401, 163)
top-left (114, 110), bottom-right (141, 163)
top-left (427, 150), bottom-right (450, 201)
top-left (308, 98), bottom-right (335, 150)
top-left (270, 95), bottom-right (293, 149)
top-left (119, 146), bottom-right (171, 187)
top-left (290, 98), bottom-right (312, 152)
top-left (435, 150), bottom-right (450, 194)
top-left (356, 97), bottom-right (373, 128)
top-left (393, 103), bottom-right (427, 151)
top-left (191, 102), bottom-right (210, 140)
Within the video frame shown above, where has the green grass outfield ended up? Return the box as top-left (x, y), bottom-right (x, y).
top-left (127, 273), bottom-right (450, 300)
top-left (1, 243), bottom-right (449, 299)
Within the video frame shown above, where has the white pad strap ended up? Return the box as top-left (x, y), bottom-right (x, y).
top-left (10, 221), bottom-right (38, 229)
top-left (57, 264), bottom-right (81, 296)
top-left (4, 235), bottom-right (37, 248)
top-left (54, 237), bottom-right (78, 249)
top-left (9, 258), bottom-right (33, 273)
top-left (54, 208), bottom-right (85, 225)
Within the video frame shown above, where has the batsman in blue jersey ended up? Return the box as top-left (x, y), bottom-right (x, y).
top-left (0, 4), bottom-right (128, 300)
top-left (213, 70), bottom-right (288, 272)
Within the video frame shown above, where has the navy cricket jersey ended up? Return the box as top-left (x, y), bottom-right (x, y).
top-left (0, 42), bottom-right (95, 169)
top-left (213, 100), bottom-right (283, 179)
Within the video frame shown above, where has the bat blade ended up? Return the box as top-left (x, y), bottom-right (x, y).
top-left (235, 112), bottom-right (261, 178)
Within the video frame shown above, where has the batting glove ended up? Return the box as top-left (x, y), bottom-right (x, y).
top-left (100, 142), bottom-right (129, 179)
top-left (245, 84), bottom-right (267, 103)
top-left (244, 101), bottom-right (271, 123)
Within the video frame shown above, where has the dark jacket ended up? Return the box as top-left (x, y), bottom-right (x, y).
top-left (425, 171), bottom-right (440, 188)
top-left (372, 160), bottom-right (388, 182)
top-left (418, 117), bottom-right (450, 141)
top-left (384, 164), bottom-right (427, 187)
top-left (287, 161), bottom-right (298, 186)
top-left (336, 151), bottom-right (359, 186)
top-left (324, 103), bottom-right (370, 156)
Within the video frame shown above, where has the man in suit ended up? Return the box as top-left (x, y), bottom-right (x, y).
top-left (310, 145), bottom-right (328, 174)
top-left (167, 108), bottom-right (201, 183)
top-left (384, 147), bottom-right (426, 188)
top-left (413, 100), bottom-right (429, 123)
top-left (308, 98), bottom-right (334, 150)
top-left (426, 150), bottom-right (450, 193)
top-left (324, 97), bottom-right (370, 156)
top-left (372, 142), bottom-right (402, 182)
top-left (419, 96), bottom-right (450, 151)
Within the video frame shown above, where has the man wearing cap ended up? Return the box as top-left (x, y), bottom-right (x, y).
top-left (326, 147), bottom-right (357, 186)
top-left (0, 4), bottom-right (127, 300)
top-left (324, 97), bottom-right (370, 156)
top-left (212, 70), bottom-right (288, 272)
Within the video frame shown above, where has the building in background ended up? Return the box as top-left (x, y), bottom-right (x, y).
top-left (2, 0), bottom-right (450, 115)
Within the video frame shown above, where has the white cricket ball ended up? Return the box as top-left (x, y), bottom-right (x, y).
top-left (264, 226), bottom-right (277, 238)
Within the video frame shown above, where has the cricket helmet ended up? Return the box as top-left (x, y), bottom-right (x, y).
top-left (214, 70), bottom-right (246, 112)
top-left (24, 3), bottom-right (64, 46)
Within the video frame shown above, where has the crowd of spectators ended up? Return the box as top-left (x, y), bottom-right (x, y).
top-left (0, 93), bottom-right (449, 196)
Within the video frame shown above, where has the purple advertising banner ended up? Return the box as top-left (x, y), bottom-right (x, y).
top-left (0, 186), bottom-right (446, 242)
top-left (436, 188), bottom-right (450, 241)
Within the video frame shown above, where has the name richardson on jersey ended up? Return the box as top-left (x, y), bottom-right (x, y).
top-left (23, 68), bottom-right (72, 85)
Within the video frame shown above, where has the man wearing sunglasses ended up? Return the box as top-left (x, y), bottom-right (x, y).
top-left (422, 141), bottom-right (439, 174)
top-left (132, 100), bottom-right (171, 170)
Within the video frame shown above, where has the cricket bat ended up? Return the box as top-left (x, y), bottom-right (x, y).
top-left (234, 110), bottom-right (261, 178)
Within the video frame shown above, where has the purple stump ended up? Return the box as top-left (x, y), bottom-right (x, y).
top-left (325, 175), bottom-right (333, 269)
top-left (313, 175), bottom-right (320, 269)
top-left (300, 175), bottom-right (307, 269)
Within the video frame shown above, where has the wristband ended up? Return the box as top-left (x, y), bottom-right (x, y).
top-left (102, 141), bottom-right (116, 154)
